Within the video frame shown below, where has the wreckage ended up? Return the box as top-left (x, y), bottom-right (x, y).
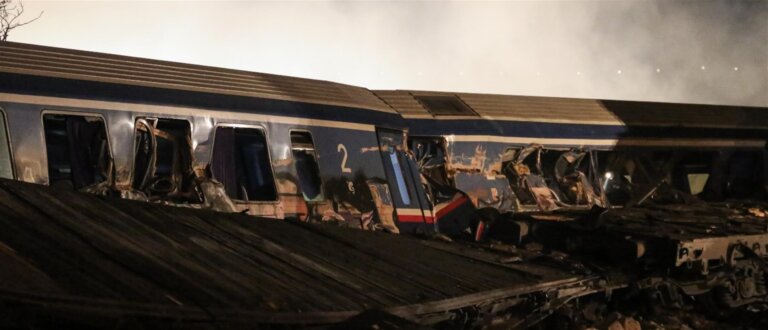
top-left (376, 90), bottom-right (768, 318)
top-left (1, 42), bottom-right (768, 327)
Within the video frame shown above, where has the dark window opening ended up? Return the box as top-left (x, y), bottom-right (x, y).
top-left (415, 95), bottom-right (477, 116)
top-left (132, 118), bottom-right (197, 201)
top-left (0, 112), bottom-right (12, 179)
top-left (290, 131), bottom-right (324, 201)
top-left (211, 126), bottom-right (277, 202)
top-left (43, 114), bottom-right (111, 190)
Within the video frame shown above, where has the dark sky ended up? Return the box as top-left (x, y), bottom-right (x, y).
top-left (14, 0), bottom-right (768, 106)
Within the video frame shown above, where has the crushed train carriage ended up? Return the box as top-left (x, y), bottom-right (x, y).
top-left (374, 89), bottom-right (768, 314)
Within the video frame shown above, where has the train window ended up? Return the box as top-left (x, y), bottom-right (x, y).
top-left (415, 95), bottom-right (477, 117)
top-left (670, 151), bottom-right (715, 196)
top-left (409, 136), bottom-right (454, 201)
top-left (410, 137), bottom-right (446, 167)
top-left (211, 126), bottom-right (277, 202)
top-left (0, 111), bottom-right (12, 179)
top-left (388, 148), bottom-right (412, 205)
top-left (132, 118), bottom-right (196, 201)
top-left (290, 131), bottom-right (324, 202)
top-left (43, 114), bottom-right (111, 190)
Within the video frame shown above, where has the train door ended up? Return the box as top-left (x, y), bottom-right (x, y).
top-left (375, 128), bottom-right (432, 233)
top-left (410, 136), bottom-right (478, 237)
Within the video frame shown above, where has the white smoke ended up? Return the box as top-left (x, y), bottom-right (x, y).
top-left (12, 0), bottom-right (768, 106)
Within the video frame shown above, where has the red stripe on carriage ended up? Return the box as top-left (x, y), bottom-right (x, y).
top-left (435, 195), bottom-right (470, 220)
top-left (397, 214), bottom-right (427, 223)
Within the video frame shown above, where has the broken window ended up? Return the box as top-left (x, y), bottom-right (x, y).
top-left (553, 149), bottom-right (604, 206)
top-left (43, 113), bottom-right (111, 190)
top-left (415, 95), bottom-right (478, 117)
top-left (290, 131), bottom-right (324, 202)
top-left (211, 126), bottom-right (277, 202)
top-left (409, 136), bottom-right (454, 203)
top-left (132, 118), bottom-right (197, 201)
top-left (501, 145), bottom-right (560, 210)
top-left (410, 136), bottom-right (446, 168)
top-left (0, 111), bottom-right (12, 179)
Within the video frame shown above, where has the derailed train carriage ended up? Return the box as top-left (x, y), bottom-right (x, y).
top-left (375, 89), bottom-right (768, 313)
top-left (0, 41), bottom-right (439, 235)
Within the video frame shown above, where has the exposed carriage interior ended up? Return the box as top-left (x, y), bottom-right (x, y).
top-left (290, 131), bottom-right (324, 202)
top-left (43, 114), bottom-right (112, 190)
top-left (211, 126), bottom-right (278, 202)
top-left (132, 118), bottom-right (199, 203)
top-left (410, 134), bottom-right (768, 216)
top-left (596, 149), bottom-right (768, 207)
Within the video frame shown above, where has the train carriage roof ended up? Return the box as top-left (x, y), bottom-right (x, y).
top-left (0, 42), bottom-right (394, 113)
top-left (374, 90), bottom-right (768, 130)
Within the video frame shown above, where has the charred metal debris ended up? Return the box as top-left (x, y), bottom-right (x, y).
top-left (410, 141), bottom-right (768, 328)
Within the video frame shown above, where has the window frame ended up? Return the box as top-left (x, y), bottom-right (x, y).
top-left (288, 128), bottom-right (325, 203)
top-left (0, 107), bottom-right (14, 179)
top-left (209, 123), bottom-right (280, 203)
top-left (130, 116), bottom-right (194, 190)
top-left (40, 109), bottom-right (114, 186)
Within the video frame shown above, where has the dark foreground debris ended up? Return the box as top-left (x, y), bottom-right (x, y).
top-left (0, 179), bottom-right (603, 328)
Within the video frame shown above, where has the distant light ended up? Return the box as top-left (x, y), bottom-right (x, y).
top-left (576, 71), bottom-right (581, 75)
top-left (458, 71), bottom-right (464, 76)
top-left (536, 72), bottom-right (541, 76)
top-left (734, 67), bottom-right (739, 71)
top-left (701, 65), bottom-right (706, 70)
top-left (417, 71), bottom-right (423, 76)
top-left (603, 172), bottom-right (614, 190)
top-left (656, 68), bottom-right (661, 73)
top-left (617, 70), bottom-right (622, 74)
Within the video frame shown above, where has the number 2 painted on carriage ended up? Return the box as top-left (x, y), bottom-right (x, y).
top-left (337, 144), bottom-right (352, 173)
